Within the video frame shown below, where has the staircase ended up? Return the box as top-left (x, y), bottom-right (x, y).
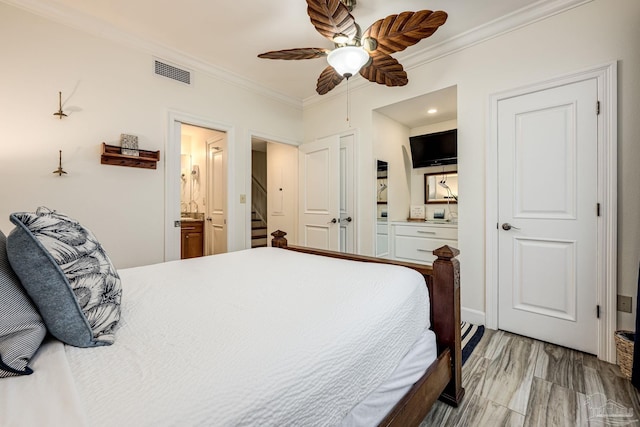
top-left (251, 211), bottom-right (268, 248)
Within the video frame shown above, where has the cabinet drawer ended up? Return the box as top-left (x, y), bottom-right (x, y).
top-left (393, 224), bottom-right (457, 240)
top-left (394, 236), bottom-right (456, 264)
top-left (181, 221), bottom-right (203, 232)
top-left (376, 223), bottom-right (388, 235)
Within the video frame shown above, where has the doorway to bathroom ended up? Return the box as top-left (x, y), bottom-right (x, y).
top-left (180, 124), bottom-right (227, 258)
top-left (166, 111), bottom-right (233, 262)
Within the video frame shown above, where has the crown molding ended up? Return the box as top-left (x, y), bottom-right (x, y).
top-left (302, 0), bottom-right (595, 108)
top-left (4, 0), bottom-right (593, 110)
top-left (1, 0), bottom-right (303, 110)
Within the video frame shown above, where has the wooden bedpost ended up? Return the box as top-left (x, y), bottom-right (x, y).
top-left (271, 230), bottom-right (288, 248)
top-left (432, 245), bottom-right (464, 407)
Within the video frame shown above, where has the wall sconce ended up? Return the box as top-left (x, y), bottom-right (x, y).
top-left (53, 91), bottom-right (67, 119)
top-left (53, 150), bottom-right (67, 176)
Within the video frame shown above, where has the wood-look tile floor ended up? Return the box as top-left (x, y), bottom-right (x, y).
top-left (421, 329), bottom-right (640, 426)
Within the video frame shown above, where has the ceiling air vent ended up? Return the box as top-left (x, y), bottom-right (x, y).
top-left (154, 59), bottom-right (191, 85)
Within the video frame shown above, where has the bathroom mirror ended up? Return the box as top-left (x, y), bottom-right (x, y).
top-left (376, 160), bottom-right (388, 220)
top-left (424, 172), bottom-right (458, 204)
top-left (377, 160), bottom-right (388, 206)
top-left (180, 154), bottom-right (192, 213)
top-left (375, 160), bottom-right (389, 257)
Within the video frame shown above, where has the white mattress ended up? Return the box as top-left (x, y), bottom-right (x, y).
top-left (339, 328), bottom-right (437, 426)
top-left (1, 248), bottom-right (433, 426)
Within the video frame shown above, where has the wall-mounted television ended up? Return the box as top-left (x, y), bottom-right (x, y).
top-left (409, 129), bottom-right (457, 168)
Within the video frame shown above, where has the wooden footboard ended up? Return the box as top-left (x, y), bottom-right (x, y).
top-left (270, 230), bottom-right (464, 425)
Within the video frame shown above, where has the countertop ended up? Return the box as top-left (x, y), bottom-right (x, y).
top-left (180, 212), bottom-right (204, 222)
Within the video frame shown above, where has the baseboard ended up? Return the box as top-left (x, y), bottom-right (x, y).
top-left (462, 307), bottom-right (485, 325)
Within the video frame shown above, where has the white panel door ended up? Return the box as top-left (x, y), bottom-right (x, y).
top-left (498, 78), bottom-right (598, 354)
top-left (207, 142), bottom-right (227, 255)
top-left (339, 134), bottom-right (355, 253)
top-left (298, 136), bottom-right (340, 250)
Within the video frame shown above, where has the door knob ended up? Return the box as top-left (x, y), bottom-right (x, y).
top-left (328, 218), bottom-right (337, 224)
top-left (501, 223), bottom-right (520, 231)
top-left (206, 217), bottom-right (212, 221)
top-left (342, 216), bottom-right (352, 223)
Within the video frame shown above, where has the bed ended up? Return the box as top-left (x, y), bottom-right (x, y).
top-left (0, 208), bottom-right (463, 427)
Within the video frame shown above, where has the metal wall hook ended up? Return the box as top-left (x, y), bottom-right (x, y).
top-left (53, 150), bottom-right (67, 176)
top-left (53, 91), bottom-right (67, 119)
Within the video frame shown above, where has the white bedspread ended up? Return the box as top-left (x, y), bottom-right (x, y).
top-left (4, 248), bottom-right (430, 426)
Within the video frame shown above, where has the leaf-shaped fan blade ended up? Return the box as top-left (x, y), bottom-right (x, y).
top-left (363, 10), bottom-right (447, 56)
top-left (258, 48), bottom-right (330, 60)
top-left (307, 0), bottom-right (358, 42)
top-left (359, 54), bottom-right (408, 87)
top-left (316, 65), bottom-right (345, 95)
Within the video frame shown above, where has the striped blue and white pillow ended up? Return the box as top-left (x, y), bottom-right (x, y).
top-left (0, 230), bottom-right (46, 378)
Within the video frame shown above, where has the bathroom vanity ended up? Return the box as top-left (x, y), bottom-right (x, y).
top-left (181, 215), bottom-right (204, 259)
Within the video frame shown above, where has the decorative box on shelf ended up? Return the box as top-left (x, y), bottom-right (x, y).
top-left (100, 143), bottom-right (160, 170)
top-left (408, 205), bottom-right (426, 220)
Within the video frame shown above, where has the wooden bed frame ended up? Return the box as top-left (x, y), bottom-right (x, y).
top-left (270, 230), bottom-right (464, 426)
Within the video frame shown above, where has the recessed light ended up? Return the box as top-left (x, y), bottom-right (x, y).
top-left (427, 108), bottom-right (438, 114)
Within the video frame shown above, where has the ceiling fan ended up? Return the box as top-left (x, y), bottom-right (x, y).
top-left (258, 0), bottom-right (447, 95)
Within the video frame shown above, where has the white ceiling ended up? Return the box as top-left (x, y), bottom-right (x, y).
top-left (13, 0), bottom-right (540, 101)
top-left (376, 85), bottom-right (457, 129)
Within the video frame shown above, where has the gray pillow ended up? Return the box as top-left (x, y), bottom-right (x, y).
top-left (0, 230), bottom-right (47, 377)
top-left (6, 207), bottom-right (122, 348)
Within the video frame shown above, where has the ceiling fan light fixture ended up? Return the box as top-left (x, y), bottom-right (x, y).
top-left (327, 46), bottom-right (369, 78)
top-left (257, 3), bottom-right (448, 95)
top-left (332, 33), bottom-right (350, 45)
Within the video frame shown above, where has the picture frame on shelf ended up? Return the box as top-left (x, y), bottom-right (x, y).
top-left (120, 133), bottom-right (139, 157)
top-left (409, 205), bottom-right (426, 220)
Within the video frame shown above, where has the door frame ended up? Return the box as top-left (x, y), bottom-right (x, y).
top-left (166, 110), bottom-right (235, 261)
top-left (485, 62), bottom-right (617, 362)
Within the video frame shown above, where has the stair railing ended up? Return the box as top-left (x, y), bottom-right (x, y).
top-left (251, 175), bottom-right (267, 225)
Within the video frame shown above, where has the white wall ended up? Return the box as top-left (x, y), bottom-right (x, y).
top-left (408, 120), bottom-right (458, 220)
top-left (372, 112), bottom-right (411, 222)
top-left (303, 0), bottom-right (640, 329)
top-left (0, 3), bottom-right (302, 268)
top-left (251, 151), bottom-right (267, 190)
top-left (411, 119), bottom-right (458, 138)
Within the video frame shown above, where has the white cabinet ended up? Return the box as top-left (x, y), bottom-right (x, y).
top-left (376, 221), bottom-right (389, 257)
top-left (390, 222), bottom-right (458, 264)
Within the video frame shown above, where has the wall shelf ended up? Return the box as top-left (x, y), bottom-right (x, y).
top-left (100, 143), bottom-right (160, 170)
